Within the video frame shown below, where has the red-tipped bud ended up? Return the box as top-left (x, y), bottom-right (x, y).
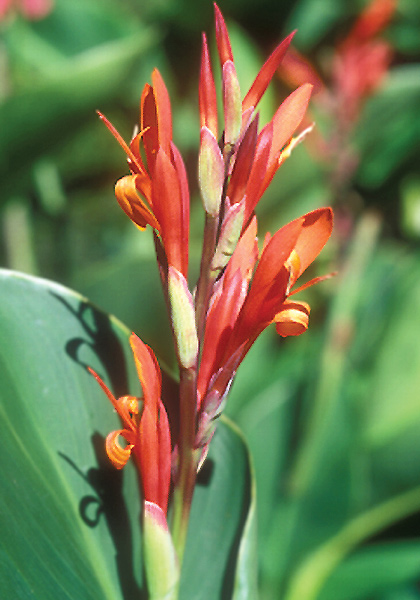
top-left (199, 33), bottom-right (218, 138)
top-left (214, 3), bottom-right (234, 66)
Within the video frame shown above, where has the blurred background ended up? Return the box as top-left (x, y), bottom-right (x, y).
top-left (1, 0), bottom-right (420, 598)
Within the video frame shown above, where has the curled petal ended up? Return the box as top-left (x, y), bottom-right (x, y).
top-left (115, 175), bottom-right (159, 231)
top-left (116, 395), bottom-right (142, 428)
top-left (275, 300), bottom-right (310, 337)
top-left (105, 430), bottom-right (135, 469)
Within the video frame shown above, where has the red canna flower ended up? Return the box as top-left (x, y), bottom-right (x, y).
top-left (98, 68), bottom-right (189, 277)
top-left (89, 333), bottom-right (171, 515)
top-left (198, 4), bottom-right (314, 226)
top-left (332, 0), bottom-right (395, 123)
top-left (197, 207), bottom-right (333, 425)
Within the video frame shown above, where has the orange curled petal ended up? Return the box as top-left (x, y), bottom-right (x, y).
top-left (275, 300), bottom-right (311, 337)
top-left (105, 430), bottom-right (135, 470)
top-left (116, 395), bottom-right (142, 428)
top-left (115, 175), bottom-right (160, 232)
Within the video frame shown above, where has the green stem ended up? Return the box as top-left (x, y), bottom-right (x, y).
top-left (284, 484), bottom-right (420, 600)
top-left (171, 366), bottom-right (198, 566)
top-left (195, 213), bottom-right (218, 344)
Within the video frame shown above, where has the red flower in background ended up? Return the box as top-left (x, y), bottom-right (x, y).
top-left (0, 0), bottom-right (52, 20)
top-left (332, 0), bottom-right (396, 123)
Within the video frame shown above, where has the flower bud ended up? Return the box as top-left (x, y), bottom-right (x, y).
top-left (223, 60), bottom-right (242, 148)
top-left (143, 501), bottom-right (179, 599)
top-left (168, 267), bottom-right (199, 368)
top-left (198, 127), bottom-right (224, 216)
top-left (211, 203), bottom-right (244, 277)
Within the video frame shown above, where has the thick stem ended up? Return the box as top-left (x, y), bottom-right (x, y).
top-left (171, 366), bottom-right (198, 566)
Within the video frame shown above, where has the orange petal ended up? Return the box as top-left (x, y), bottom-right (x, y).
top-left (115, 175), bottom-right (160, 231)
top-left (152, 69), bottom-right (173, 155)
top-left (116, 395), bottom-right (142, 429)
top-left (294, 207), bottom-right (333, 277)
top-left (275, 300), bottom-right (310, 337)
top-left (105, 430), bottom-right (134, 469)
top-left (129, 334), bottom-right (162, 417)
top-left (270, 84), bottom-right (313, 160)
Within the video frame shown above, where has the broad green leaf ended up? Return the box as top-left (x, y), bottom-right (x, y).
top-left (0, 269), bottom-right (144, 600)
top-left (181, 416), bottom-right (257, 599)
top-left (0, 269), bottom-right (256, 599)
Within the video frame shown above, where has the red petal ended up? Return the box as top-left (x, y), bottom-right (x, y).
top-left (152, 69), bottom-right (173, 155)
top-left (243, 123), bottom-right (273, 223)
top-left (157, 400), bottom-right (172, 514)
top-left (141, 83), bottom-right (159, 173)
top-left (170, 142), bottom-right (190, 276)
top-left (130, 334), bottom-right (162, 418)
top-left (138, 405), bottom-right (160, 505)
top-left (242, 31), bottom-right (295, 113)
top-left (294, 207), bottom-right (333, 277)
top-left (152, 148), bottom-right (185, 274)
top-left (214, 3), bottom-right (234, 66)
top-left (271, 83), bottom-right (313, 158)
top-left (227, 116), bottom-right (259, 205)
top-left (199, 33), bottom-right (218, 138)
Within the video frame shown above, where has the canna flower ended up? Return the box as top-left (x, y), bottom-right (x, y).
top-left (196, 207), bottom-right (333, 450)
top-left (89, 333), bottom-right (171, 516)
top-left (98, 69), bottom-right (189, 277)
top-left (332, 0), bottom-right (396, 123)
top-left (198, 4), bottom-right (314, 226)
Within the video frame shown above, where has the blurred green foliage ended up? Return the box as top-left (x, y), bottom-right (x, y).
top-left (1, 0), bottom-right (420, 598)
